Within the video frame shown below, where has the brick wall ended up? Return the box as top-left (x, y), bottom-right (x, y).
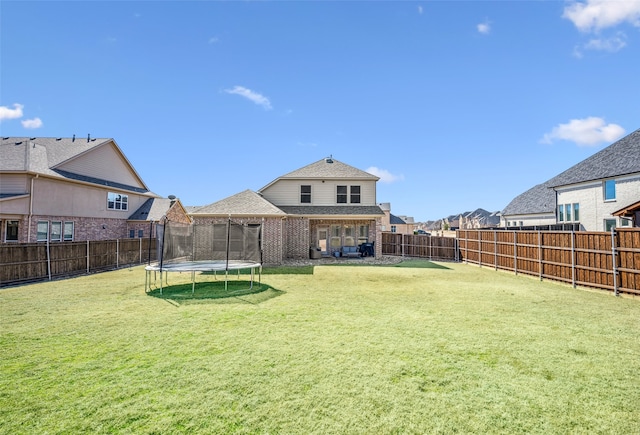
top-left (284, 217), bottom-right (310, 259)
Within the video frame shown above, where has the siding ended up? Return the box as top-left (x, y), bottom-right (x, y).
top-left (57, 143), bottom-right (144, 188)
top-left (262, 179), bottom-right (377, 206)
top-left (0, 174), bottom-right (28, 194)
top-left (556, 175), bottom-right (640, 231)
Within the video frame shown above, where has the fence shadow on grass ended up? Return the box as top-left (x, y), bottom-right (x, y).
top-left (147, 280), bottom-right (285, 305)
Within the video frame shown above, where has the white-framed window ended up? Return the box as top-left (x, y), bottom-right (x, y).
top-left (558, 203), bottom-right (580, 223)
top-left (350, 186), bottom-right (361, 204)
top-left (5, 220), bottom-right (19, 242)
top-left (604, 180), bottom-right (616, 201)
top-left (358, 225), bottom-right (369, 245)
top-left (138, 229), bottom-right (144, 238)
top-left (604, 219), bottom-right (617, 232)
top-left (337, 185), bottom-right (347, 204)
top-left (300, 185), bottom-right (311, 204)
top-left (621, 218), bottom-right (632, 227)
top-left (391, 225), bottom-right (397, 233)
top-left (51, 221), bottom-right (62, 242)
top-left (63, 222), bottom-right (74, 241)
top-left (129, 229), bottom-right (136, 238)
top-left (330, 225), bottom-right (341, 248)
top-left (343, 225), bottom-right (355, 246)
top-left (37, 221), bottom-right (49, 242)
top-left (107, 192), bottom-right (128, 211)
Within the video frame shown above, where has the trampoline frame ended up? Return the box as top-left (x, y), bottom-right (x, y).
top-left (145, 260), bottom-right (262, 294)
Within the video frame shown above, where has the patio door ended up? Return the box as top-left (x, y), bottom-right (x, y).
top-left (317, 228), bottom-right (328, 255)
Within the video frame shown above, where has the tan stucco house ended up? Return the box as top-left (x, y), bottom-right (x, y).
top-left (190, 157), bottom-right (385, 265)
top-left (0, 136), bottom-right (187, 243)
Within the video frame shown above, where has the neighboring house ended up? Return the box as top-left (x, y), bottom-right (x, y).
top-left (459, 208), bottom-right (501, 229)
top-left (378, 202), bottom-right (416, 234)
top-left (127, 196), bottom-right (192, 239)
top-left (0, 136), bottom-right (160, 243)
top-left (190, 157), bottom-right (384, 264)
top-left (502, 128), bottom-right (640, 231)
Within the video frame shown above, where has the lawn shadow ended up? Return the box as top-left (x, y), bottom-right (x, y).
top-left (147, 280), bottom-right (285, 305)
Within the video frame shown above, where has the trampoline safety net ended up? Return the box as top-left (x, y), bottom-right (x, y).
top-left (155, 220), bottom-right (262, 265)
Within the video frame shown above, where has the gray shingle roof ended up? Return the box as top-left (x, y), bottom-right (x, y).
top-left (193, 190), bottom-right (286, 216)
top-left (502, 182), bottom-right (556, 216)
top-left (547, 128), bottom-right (640, 188)
top-left (390, 213), bottom-right (407, 224)
top-left (128, 198), bottom-right (175, 221)
top-left (1, 136), bottom-right (150, 193)
top-left (502, 128), bottom-right (640, 216)
top-left (278, 205), bottom-right (384, 216)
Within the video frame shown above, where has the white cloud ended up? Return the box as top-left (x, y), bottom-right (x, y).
top-left (540, 117), bottom-right (625, 146)
top-left (417, 5), bottom-right (423, 15)
top-left (224, 86), bottom-right (272, 110)
top-left (584, 33), bottom-right (627, 51)
top-left (22, 118), bottom-right (43, 129)
top-left (366, 166), bottom-right (404, 183)
top-left (477, 21), bottom-right (491, 34)
top-left (0, 103), bottom-right (24, 121)
top-left (563, 0), bottom-right (640, 32)
top-left (208, 37), bottom-right (219, 44)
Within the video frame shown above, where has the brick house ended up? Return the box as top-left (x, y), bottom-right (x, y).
top-left (190, 158), bottom-right (385, 265)
top-left (0, 136), bottom-right (184, 243)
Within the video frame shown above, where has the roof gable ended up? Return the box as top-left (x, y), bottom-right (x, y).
top-left (0, 137), bottom-right (149, 192)
top-left (193, 190), bottom-right (286, 216)
top-left (259, 157), bottom-right (378, 192)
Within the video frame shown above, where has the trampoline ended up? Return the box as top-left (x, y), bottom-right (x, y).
top-left (144, 260), bottom-right (262, 294)
top-left (145, 219), bottom-right (263, 295)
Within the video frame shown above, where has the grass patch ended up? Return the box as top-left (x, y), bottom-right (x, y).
top-left (2, 262), bottom-right (640, 433)
top-left (147, 280), bottom-right (284, 305)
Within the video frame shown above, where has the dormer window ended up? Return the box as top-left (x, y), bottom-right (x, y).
top-left (300, 185), bottom-right (311, 204)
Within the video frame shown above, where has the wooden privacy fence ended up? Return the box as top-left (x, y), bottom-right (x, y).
top-left (457, 229), bottom-right (640, 296)
top-left (0, 238), bottom-right (157, 287)
top-left (381, 233), bottom-right (458, 261)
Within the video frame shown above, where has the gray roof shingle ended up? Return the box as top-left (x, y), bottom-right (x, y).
top-left (502, 182), bottom-right (556, 216)
top-left (193, 190), bottom-right (286, 216)
top-left (278, 205), bottom-right (384, 216)
top-left (128, 198), bottom-right (175, 221)
top-left (547, 128), bottom-right (640, 188)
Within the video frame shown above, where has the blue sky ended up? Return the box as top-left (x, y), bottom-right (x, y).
top-left (2, 1), bottom-right (639, 222)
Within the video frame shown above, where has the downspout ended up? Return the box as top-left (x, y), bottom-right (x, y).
top-left (28, 174), bottom-right (39, 242)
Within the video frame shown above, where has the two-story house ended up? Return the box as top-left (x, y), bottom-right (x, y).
top-left (502, 128), bottom-right (640, 231)
top-left (190, 157), bottom-right (384, 264)
top-left (0, 136), bottom-right (186, 243)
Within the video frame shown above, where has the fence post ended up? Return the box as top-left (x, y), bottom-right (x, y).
top-left (571, 231), bottom-right (576, 288)
top-left (139, 237), bottom-right (142, 264)
top-left (46, 238), bottom-right (52, 281)
top-left (611, 227), bottom-right (618, 296)
top-left (116, 239), bottom-right (120, 269)
top-left (513, 231), bottom-right (518, 275)
top-left (429, 234), bottom-right (432, 260)
top-left (494, 230), bottom-right (498, 271)
top-left (401, 233), bottom-right (405, 258)
top-left (455, 237), bottom-right (459, 262)
top-left (538, 231), bottom-right (542, 281)
top-left (86, 240), bottom-right (90, 274)
top-left (478, 231), bottom-right (482, 268)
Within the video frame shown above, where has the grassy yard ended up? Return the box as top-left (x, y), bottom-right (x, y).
top-left (1, 261), bottom-right (640, 434)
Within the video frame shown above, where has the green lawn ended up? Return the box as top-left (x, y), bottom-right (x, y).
top-left (2, 261), bottom-right (640, 434)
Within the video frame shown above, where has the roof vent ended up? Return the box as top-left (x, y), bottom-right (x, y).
top-left (325, 155), bottom-right (333, 163)
top-left (56, 138), bottom-right (62, 141)
top-left (30, 137), bottom-right (36, 140)
top-left (72, 134), bottom-right (75, 142)
top-left (87, 134), bottom-right (91, 142)
top-left (168, 195), bottom-right (177, 200)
